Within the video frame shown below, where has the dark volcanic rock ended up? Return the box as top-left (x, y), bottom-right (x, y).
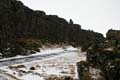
top-left (106, 29), bottom-right (120, 40)
top-left (0, 0), bottom-right (104, 57)
top-left (77, 29), bottom-right (120, 80)
top-left (77, 61), bottom-right (105, 80)
top-left (77, 61), bottom-right (89, 80)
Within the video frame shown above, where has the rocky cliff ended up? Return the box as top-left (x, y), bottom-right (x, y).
top-left (0, 0), bottom-right (104, 57)
top-left (77, 29), bottom-right (120, 80)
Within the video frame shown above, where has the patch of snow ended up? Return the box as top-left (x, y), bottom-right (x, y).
top-left (31, 48), bottom-right (64, 56)
top-left (0, 46), bottom-right (86, 80)
top-left (0, 46), bottom-right (73, 62)
top-left (20, 73), bottom-right (44, 80)
top-left (74, 65), bottom-right (79, 80)
top-left (0, 53), bottom-right (2, 55)
top-left (65, 46), bottom-right (78, 51)
top-left (0, 71), bottom-right (18, 80)
top-left (103, 47), bottom-right (114, 51)
top-left (89, 67), bottom-right (102, 79)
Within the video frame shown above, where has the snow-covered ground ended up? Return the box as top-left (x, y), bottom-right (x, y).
top-left (0, 47), bottom-right (66, 61)
top-left (0, 46), bottom-right (78, 62)
top-left (0, 46), bottom-right (86, 80)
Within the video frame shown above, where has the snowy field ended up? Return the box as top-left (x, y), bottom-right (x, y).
top-left (0, 46), bottom-right (86, 80)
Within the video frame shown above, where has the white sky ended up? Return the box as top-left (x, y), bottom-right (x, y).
top-left (20, 0), bottom-right (120, 35)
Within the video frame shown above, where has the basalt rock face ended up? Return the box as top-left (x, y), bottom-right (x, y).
top-left (0, 0), bottom-right (104, 57)
top-left (78, 29), bottom-right (120, 80)
top-left (106, 29), bottom-right (120, 40)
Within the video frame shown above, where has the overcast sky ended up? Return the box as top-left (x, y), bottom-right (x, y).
top-left (20, 0), bottom-right (120, 35)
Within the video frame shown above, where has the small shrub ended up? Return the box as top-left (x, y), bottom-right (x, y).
top-left (30, 66), bottom-right (36, 70)
top-left (16, 65), bottom-right (26, 68)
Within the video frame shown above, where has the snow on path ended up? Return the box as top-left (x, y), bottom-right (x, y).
top-left (0, 47), bottom-right (86, 80)
top-left (0, 47), bottom-right (66, 62)
top-left (0, 47), bottom-right (78, 67)
top-left (0, 46), bottom-right (77, 62)
top-left (0, 71), bottom-right (19, 80)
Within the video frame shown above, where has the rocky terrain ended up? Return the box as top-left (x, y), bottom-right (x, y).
top-left (77, 29), bottom-right (120, 80)
top-left (1, 0), bottom-right (120, 80)
top-left (0, 0), bottom-right (104, 58)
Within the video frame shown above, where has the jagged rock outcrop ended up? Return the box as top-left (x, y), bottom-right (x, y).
top-left (78, 29), bottom-right (120, 80)
top-left (106, 29), bottom-right (120, 40)
top-left (0, 0), bottom-right (104, 57)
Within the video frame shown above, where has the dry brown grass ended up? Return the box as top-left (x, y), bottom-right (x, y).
top-left (84, 72), bottom-right (92, 80)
